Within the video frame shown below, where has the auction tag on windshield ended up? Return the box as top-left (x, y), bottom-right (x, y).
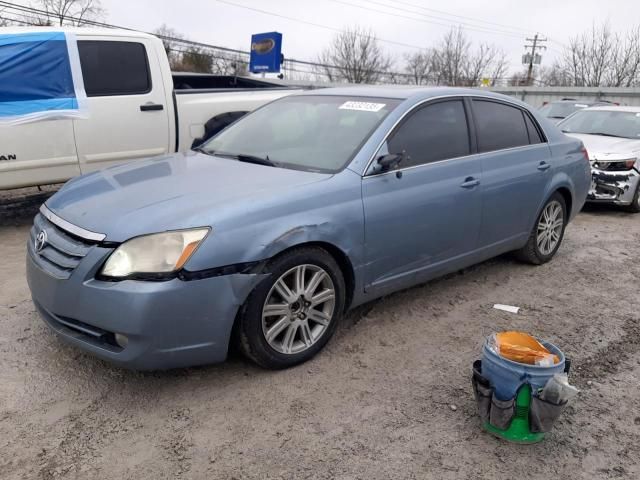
top-left (339, 101), bottom-right (386, 112)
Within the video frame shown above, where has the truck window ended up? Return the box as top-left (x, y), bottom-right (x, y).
top-left (77, 41), bottom-right (151, 97)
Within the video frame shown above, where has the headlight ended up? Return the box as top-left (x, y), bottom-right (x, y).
top-left (101, 228), bottom-right (210, 279)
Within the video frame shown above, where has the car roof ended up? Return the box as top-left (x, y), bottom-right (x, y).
top-left (1, 26), bottom-right (155, 40)
top-left (298, 85), bottom-right (526, 104)
top-left (583, 105), bottom-right (640, 113)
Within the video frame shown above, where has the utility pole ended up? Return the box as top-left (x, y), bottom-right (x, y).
top-left (524, 33), bottom-right (547, 86)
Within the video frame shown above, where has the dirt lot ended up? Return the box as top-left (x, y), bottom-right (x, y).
top-left (1, 189), bottom-right (639, 480)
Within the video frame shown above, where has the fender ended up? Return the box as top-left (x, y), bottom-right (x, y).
top-left (533, 170), bottom-right (575, 231)
top-left (184, 170), bottom-right (366, 275)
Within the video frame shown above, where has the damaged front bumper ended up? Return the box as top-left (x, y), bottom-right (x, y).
top-left (588, 166), bottom-right (640, 205)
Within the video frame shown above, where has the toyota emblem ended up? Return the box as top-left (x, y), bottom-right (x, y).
top-left (35, 230), bottom-right (48, 253)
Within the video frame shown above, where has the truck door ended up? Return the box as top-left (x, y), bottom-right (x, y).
top-left (0, 119), bottom-right (79, 190)
top-left (0, 31), bottom-right (80, 190)
top-left (73, 37), bottom-right (171, 173)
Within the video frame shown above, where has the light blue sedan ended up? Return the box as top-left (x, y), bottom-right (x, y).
top-left (27, 87), bottom-right (590, 369)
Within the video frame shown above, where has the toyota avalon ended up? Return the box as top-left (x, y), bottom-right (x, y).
top-left (27, 87), bottom-right (590, 370)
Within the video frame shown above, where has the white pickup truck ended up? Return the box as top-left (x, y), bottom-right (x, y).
top-left (0, 28), bottom-right (300, 190)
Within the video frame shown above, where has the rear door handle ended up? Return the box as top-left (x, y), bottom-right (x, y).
top-left (460, 177), bottom-right (480, 189)
top-left (140, 103), bottom-right (164, 112)
top-left (537, 161), bottom-right (551, 171)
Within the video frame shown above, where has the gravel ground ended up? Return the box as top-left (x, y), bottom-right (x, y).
top-left (1, 191), bottom-right (639, 480)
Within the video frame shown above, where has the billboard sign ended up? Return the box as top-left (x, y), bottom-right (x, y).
top-left (249, 32), bottom-right (282, 73)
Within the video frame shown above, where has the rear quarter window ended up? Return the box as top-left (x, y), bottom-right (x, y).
top-left (78, 41), bottom-right (151, 97)
top-left (524, 113), bottom-right (545, 144)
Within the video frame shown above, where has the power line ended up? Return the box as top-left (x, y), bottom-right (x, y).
top-left (0, 14), bottom-right (32, 25)
top-left (380, 0), bottom-right (540, 36)
top-left (325, 0), bottom-right (527, 39)
top-left (212, 0), bottom-right (426, 50)
top-left (0, 2), bottom-right (416, 79)
top-left (0, 1), bottom-right (538, 85)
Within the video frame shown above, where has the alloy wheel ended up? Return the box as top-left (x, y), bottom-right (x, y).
top-left (261, 264), bottom-right (336, 355)
top-left (536, 200), bottom-right (564, 256)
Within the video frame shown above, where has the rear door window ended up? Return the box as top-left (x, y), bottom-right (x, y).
top-left (386, 99), bottom-right (471, 168)
top-left (78, 41), bottom-right (151, 96)
top-left (472, 100), bottom-right (530, 152)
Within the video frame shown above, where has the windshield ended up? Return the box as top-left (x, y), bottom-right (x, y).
top-left (200, 95), bottom-right (401, 173)
top-left (539, 102), bottom-right (589, 119)
top-left (560, 110), bottom-right (640, 139)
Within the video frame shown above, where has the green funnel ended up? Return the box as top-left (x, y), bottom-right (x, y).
top-left (484, 384), bottom-right (545, 444)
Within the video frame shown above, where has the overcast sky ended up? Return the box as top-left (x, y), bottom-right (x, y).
top-left (96, 0), bottom-right (639, 75)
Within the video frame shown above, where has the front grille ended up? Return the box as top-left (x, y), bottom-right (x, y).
top-left (29, 213), bottom-right (94, 279)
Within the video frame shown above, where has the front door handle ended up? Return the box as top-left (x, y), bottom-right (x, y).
top-left (460, 177), bottom-right (480, 189)
top-left (537, 161), bottom-right (551, 171)
top-left (140, 103), bottom-right (164, 112)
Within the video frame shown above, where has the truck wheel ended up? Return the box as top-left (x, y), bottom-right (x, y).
top-left (623, 183), bottom-right (640, 213)
top-left (237, 247), bottom-right (345, 369)
top-left (516, 193), bottom-right (567, 265)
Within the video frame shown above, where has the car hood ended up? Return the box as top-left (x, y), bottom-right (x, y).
top-left (564, 133), bottom-right (640, 161)
top-left (45, 152), bottom-right (332, 242)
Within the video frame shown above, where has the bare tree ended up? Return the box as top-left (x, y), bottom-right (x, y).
top-left (153, 24), bottom-right (185, 70)
top-left (606, 25), bottom-right (640, 87)
top-left (437, 27), bottom-right (469, 86)
top-left (179, 47), bottom-right (213, 74)
top-left (556, 22), bottom-right (640, 87)
top-left (211, 52), bottom-right (248, 76)
top-left (154, 24), bottom-right (249, 75)
top-left (463, 43), bottom-right (502, 86)
top-left (536, 64), bottom-right (571, 87)
top-left (404, 49), bottom-right (439, 85)
top-left (433, 27), bottom-right (507, 87)
top-left (317, 26), bottom-right (392, 83)
top-left (488, 50), bottom-right (509, 86)
top-left (29, 0), bottom-right (105, 26)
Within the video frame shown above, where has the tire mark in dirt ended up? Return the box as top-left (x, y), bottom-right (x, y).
top-left (571, 317), bottom-right (640, 385)
top-left (36, 395), bottom-right (142, 479)
top-left (159, 407), bottom-right (194, 477)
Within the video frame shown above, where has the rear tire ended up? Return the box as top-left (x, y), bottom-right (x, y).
top-left (516, 193), bottom-right (567, 265)
top-left (623, 183), bottom-right (640, 213)
top-left (236, 247), bottom-right (345, 369)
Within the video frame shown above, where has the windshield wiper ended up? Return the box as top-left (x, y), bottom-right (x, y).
top-left (209, 151), bottom-right (277, 167)
top-left (235, 154), bottom-right (277, 167)
top-left (192, 145), bottom-right (211, 155)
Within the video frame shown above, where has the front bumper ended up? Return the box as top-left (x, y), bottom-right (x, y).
top-left (26, 244), bottom-right (265, 370)
top-left (587, 167), bottom-right (640, 205)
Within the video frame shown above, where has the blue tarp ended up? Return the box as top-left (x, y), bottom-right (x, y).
top-left (0, 31), bottom-right (87, 124)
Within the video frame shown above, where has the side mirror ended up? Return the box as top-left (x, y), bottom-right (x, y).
top-left (377, 151), bottom-right (404, 172)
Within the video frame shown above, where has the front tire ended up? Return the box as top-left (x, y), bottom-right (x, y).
top-left (237, 247), bottom-right (345, 369)
top-left (516, 193), bottom-right (567, 265)
top-left (623, 183), bottom-right (640, 213)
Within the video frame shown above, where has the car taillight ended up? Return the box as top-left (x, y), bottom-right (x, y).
top-left (581, 147), bottom-right (590, 163)
top-left (624, 159), bottom-right (637, 169)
